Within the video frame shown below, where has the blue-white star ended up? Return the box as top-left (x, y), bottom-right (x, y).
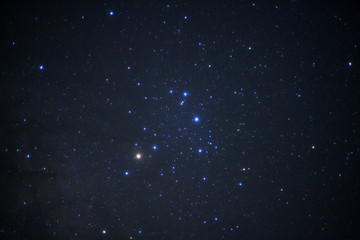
top-left (194, 116), bottom-right (199, 122)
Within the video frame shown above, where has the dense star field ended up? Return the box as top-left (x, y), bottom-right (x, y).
top-left (1, 1), bottom-right (360, 239)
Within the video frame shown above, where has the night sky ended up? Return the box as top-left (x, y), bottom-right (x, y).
top-left (1, 1), bottom-right (360, 239)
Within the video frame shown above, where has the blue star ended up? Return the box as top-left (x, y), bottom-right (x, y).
top-left (139, 230), bottom-right (142, 234)
top-left (238, 182), bottom-right (243, 186)
top-left (296, 93), bottom-right (301, 98)
top-left (153, 145), bottom-right (157, 150)
top-left (39, 65), bottom-right (44, 70)
top-left (183, 92), bottom-right (188, 97)
top-left (214, 217), bottom-right (218, 221)
top-left (109, 11), bottom-right (114, 16)
top-left (194, 116), bottom-right (199, 122)
top-left (348, 61), bottom-right (352, 66)
top-left (169, 90), bottom-right (173, 94)
top-left (202, 177), bottom-right (207, 181)
top-left (198, 149), bottom-right (202, 153)
top-left (125, 171), bottom-right (129, 176)
top-left (26, 154), bottom-right (30, 159)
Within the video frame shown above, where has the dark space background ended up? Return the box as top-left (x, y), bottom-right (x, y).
top-left (1, 1), bottom-right (360, 239)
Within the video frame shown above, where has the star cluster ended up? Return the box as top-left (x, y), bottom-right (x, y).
top-left (1, 1), bottom-right (360, 239)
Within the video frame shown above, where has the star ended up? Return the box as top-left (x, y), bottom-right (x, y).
top-left (135, 153), bottom-right (142, 159)
top-left (194, 116), bottom-right (199, 122)
top-left (125, 171), bottom-right (129, 176)
top-left (39, 65), bottom-right (44, 70)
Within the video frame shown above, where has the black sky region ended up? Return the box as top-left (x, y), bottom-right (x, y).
top-left (1, 1), bottom-right (360, 239)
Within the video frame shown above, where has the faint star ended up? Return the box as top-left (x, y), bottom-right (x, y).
top-left (135, 153), bottom-right (141, 159)
top-left (125, 171), bottom-right (129, 176)
top-left (39, 65), bottom-right (44, 70)
top-left (183, 92), bottom-right (188, 97)
top-left (153, 145), bottom-right (157, 150)
top-left (194, 116), bottom-right (199, 122)
top-left (109, 11), bottom-right (114, 15)
top-left (348, 61), bottom-right (352, 66)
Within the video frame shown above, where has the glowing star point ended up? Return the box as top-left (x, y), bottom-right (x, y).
top-left (135, 153), bottom-right (142, 159)
top-left (125, 171), bottom-right (129, 176)
top-left (194, 116), bottom-right (199, 122)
